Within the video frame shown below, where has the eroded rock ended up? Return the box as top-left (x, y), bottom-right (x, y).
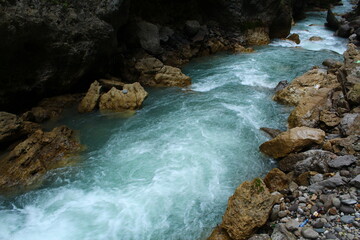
top-left (78, 80), bottom-right (102, 113)
top-left (264, 168), bottom-right (289, 192)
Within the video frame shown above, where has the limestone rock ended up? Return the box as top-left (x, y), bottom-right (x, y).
top-left (78, 81), bottom-right (102, 113)
top-left (323, 135), bottom-right (360, 155)
top-left (0, 112), bottom-right (24, 146)
top-left (221, 178), bottom-right (275, 240)
top-left (322, 59), bottom-right (343, 69)
top-left (287, 33), bottom-right (300, 44)
top-left (135, 57), bottom-right (164, 74)
top-left (99, 83), bottom-right (148, 112)
top-left (348, 83), bottom-right (360, 104)
top-left (339, 113), bottom-right (360, 136)
top-left (319, 110), bottom-right (341, 127)
top-left (260, 127), bottom-right (283, 139)
top-left (259, 127), bottom-right (325, 159)
top-left (328, 155), bottom-right (357, 169)
top-left (98, 78), bottom-right (125, 91)
top-left (207, 226), bottom-right (232, 240)
top-left (245, 28), bottom-right (270, 46)
top-left (264, 168), bottom-right (289, 192)
top-left (309, 36), bottom-right (323, 41)
top-left (0, 126), bottom-right (82, 193)
top-left (154, 66), bottom-right (191, 87)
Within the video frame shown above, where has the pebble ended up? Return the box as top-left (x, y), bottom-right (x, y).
top-left (328, 207), bottom-right (338, 215)
top-left (335, 227), bottom-right (342, 232)
top-left (312, 220), bottom-right (324, 228)
top-left (288, 203), bottom-right (298, 212)
top-left (314, 228), bottom-right (325, 233)
top-left (122, 89), bottom-right (128, 94)
top-left (301, 227), bottom-right (319, 239)
top-left (340, 205), bottom-right (355, 214)
top-left (299, 196), bottom-right (307, 203)
top-left (278, 211), bottom-right (287, 218)
top-left (332, 197), bottom-right (341, 208)
top-left (325, 233), bottom-right (338, 239)
top-left (341, 199), bottom-right (357, 205)
top-left (341, 215), bottom-right (355, 224)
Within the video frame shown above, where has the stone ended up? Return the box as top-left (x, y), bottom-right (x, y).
top-left (341, 199), bottom-right (357, 205)
top-left (339, 205), bottom-right (355, 214)
top-left (274, 80), bottom-right (288, 92)
top-left (207, 226), bottom-right (232, 240)
top-left (135, 57), bottom-right (164, 74)
top-left (245, 28), bottom-right (270, 46)
top-left (98, 78), bottom-right (125, 91)
top-left (0, 112), bottom-right (25, 146)
top-left (159, 26), bottom-right (174, 42)
top-left (339, 113), bottom-right (360, 136)
top-left (137, 21), bottom-right (163, 55)
top-left (326, 9), bottom-right (340, 30)
top-left (99, 83), bottom-right (148, 112)
top-left (319, 110), bottom-right (341, 127)
top-left (322, 59), bottom-right (342, 69)
top-left (323, 135), bottom-right (360, 155)
top-left (289, 181), bottom-right (299, 192)
top-left (278, 210), bottom-right (287, 218)
top-left (337, 24), bottom-right (351, 38)
top-left (0, 126), bottom-right (82, 193)
top-left (220, 178), bottom-right (275, 240)
top-left (301, 227), bottom-right (319, 239)
top-left (287, 33), bottom-right (300, 44)
top-left (259, 127), bottom-right (325, 159)
top-left (312, 220), bottom-right (324, 228)
top-left (271, 224), bottom-right (297, 240)
top-left (328, 207), bottom-right (338, 215)
top-left (332, 198), bottom-right (341, 208)
top-left (153, 66), bottom-right (191, 87)
top-left (347, 83), bottom-right (360, 104)
top-left (310, 174), bottom-right (323, 184)
top-left (350, 175), bottom-right (360, 188)
top-left (260, 127), bottom-right (283, 139)
top-left (325, 233), bottom-right (338, 239)
top-left (271, 204), bottom-right (281, 221)
top-left (328, 155), bottom-right (357, 169)
top-left (78, 81), bottom-right (102, 113)
top-left (264, 168), bottom-right (289, 192)
top-left (288, 203), bottom-right (298, 211)
top-left (248, 234), bottom-right (271, 240)
top-left (184, 20), bottom-right (201, 37)
top-left (309, 36), bottom-right (323, 41)
top-left (279, 150), bottom-right (336, 173)
top-left (341, 215), bottom-right (355, 224)
top-left (286, 219), bottom-right (300, 232)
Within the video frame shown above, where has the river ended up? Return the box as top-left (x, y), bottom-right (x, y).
top-left (0, 2), bottom-right (353, 240)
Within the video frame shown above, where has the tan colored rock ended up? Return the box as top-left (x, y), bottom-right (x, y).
top-left (220, 178), bottom-right (275, 240)
top-left (264, 168), bottom-right (289, 192)
top-left (154, 66), bottom-right (191, 87)
top-left (135, 57), bottom-right (164, 74)
top-left (273, 69), bottom-right (338, 106)
top-left (98, 78), bottom-right (125, 90)
top-left (245, 28), bottom-right (270, 46)
top-left (99, 83), bottom-right (148, 112)
top-left (233, 43), bottom-right (254, 53)
top-left (323, 135), bottom-right (360, 155)
top-left (309, 36), bottom-right (323, 41)
top-left (207, 226), bottom-right (232, 240)
top-left (348, 83), bottom-right (360, 104)
top-left (78, 81), bottom-right (102, 113)
top-left (0, 126), bottom-right (82, 193)
top-left (259, 127), bottom-right (325, 159)
top-left (319, 110), bottom-right (341, 127)
top-left (207, 39), bottom-right (228, 54)
top-left (296, 171), bottom-right (318, 186)
top-left (287, 33), bottom-right (300, 44)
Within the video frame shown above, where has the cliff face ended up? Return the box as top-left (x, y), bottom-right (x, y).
top-left (0, 0), bottom-right (301, 111)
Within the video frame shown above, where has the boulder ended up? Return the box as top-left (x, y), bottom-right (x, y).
top-left (279, 150), bottom-right (336, 174)
top-left (78, 81), bottom-right (102, 113)
top-left (273, 69), bottom-right (338, 106)
top-left (274, 80), bottom-right (288, 92)
top-left (322, 59), bottom-right (342, 69)
top-left (184, 20), bottom-right (201, 37)
top-left (337, 24), bottom-right (351, 38)
top-left (99, 83), bottom-right (148, 112)
top-left (326, 9), bottom-right (340, 30)
top-left (328, 155), bottom-right (357, 169)
top-left (0, 126), bottom-right (82, 193)
top-left (286, 33), bottom-right (300, 44)
top-left (319, 110), bottom-right (341, 127)
top-left (159, 26), bottom-right (174, 43)
top-left (323, 135), bottom-right (360, 155)
top-left (309, 36), bottom-right (323, 41)
top-left (259, 127), bottom-right (325, 159)
top-left (154, 66), bottom-right (192, 87)
top-left (339, 113), bottom-right (360, 136)
top-left (220, 178), bottom-right (275, 240)
top-left (98, 78), bottom-right (125, 91)
top-left (263, 168), bottom-right (289, 192)
top-left (260, 127), bottom-right (283, 139)
top-left (135, 57), bottom-right (164, 74)
top-left (137, 21), bottom-right (163, 55)
top-left (245, 28), bottom-right (270, 46)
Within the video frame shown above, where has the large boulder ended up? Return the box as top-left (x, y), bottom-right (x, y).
top-left (78, 81), bottom-right (102, 113)
top-left (220, 178), bottom-right (275, 240)
top-left (99, 82), bottom-right (148, 112)
top-left (0, 126), bottom-right (82, 193)
top-left (259, 127), bottom-right (326, 159)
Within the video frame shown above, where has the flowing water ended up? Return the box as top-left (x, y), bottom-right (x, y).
top-left (0, 2), bottom-right (354, 240)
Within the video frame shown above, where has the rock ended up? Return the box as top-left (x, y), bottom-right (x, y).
top-left (248, 234), bottom-right (271, 240)
top-left (325, 233), bottom-right (338, 239)
top-left (137, 21), bottom-right (163, 55)
top-left (313, 228), bottom-right (325, 233)
top-left (220, 178), bottom-right (275, 240)
top-left (296, 171), bottom-right (318, 186)
top-left (340, 205), bottom-right (355, 214)
top-left (347, 83), bottom-right (360, 104)
top-left (153, 66), bottom-right (192, 87)
top-left (233, 44), bottom-right (254, 53)
top-left (0, 126), bottom-right (82, 193)
top-left (271, 204), bottom-right (281, 221)
top-left (184, 20), bottom-right (201, 37)
top-left (312, 220), bottom-right (324, 228)
top-left (328, 207), bottom-right (338, 215)
top-left (332, 197), bottom-right (341, 208)
top-left (326, 9), bottom-right (340, 30)
top-left (245, 28), bottom-right (270, 46)
top-left (350, 175), bottom-right (360, 188)
top-left (274, 80), bottom-right (288, 92)
top-left (98, 78), bottom-right (125, 91)
top-left (271, 224), bottom-right (297, 240)
top-left (279, 150), bottom-right (336, 173)
top-left (301, 227), bottom-right (319, 239)
top-left (319, 173), bottom-right (346, 188)
top-left (135, 57), bottom-right (164, 74)
top-left (340, 199), bottom-right (357, 206)
top-left (286, 219), bottom-right (300, 232)
top-left (323, 135), bottom-right (360, 155)
top-left (337, 24), bottom-right (351, 38)
top-left (310, 174), bottom-right (323, 184)
top-left (339, 113), bottom-right (360, 136)
top-left (207, 226), bottom-right (232, 240)
top-left (0, 112), bottom-right (26, 147)
top-left (99, 83), bottom-right (148, 112)
top-left (264, 168), bottom-right (289, 192)
top-left (259, 127), bottom-right (325, 159)
top-left (289, 181), bottom-right (299, 192)
top-left (322, 59), bottom-right (343, 69)
top-left (159, 26), bottom-right (174, 42)
top-left (287, 33), bottom-right (300, 44)
top-left (278, 210), bottom-right (287, 218)
top-left (341, 215), bottom-right (355, 224)
top-left (78, 81), bottom-right (102, 113)
top-left (260, 127), bottom-right (283, 139)
top-left (319, 110), bottom-right (341, 127)
top-left (273, 69), bottom-right (338, 106)
top-left (328, 155), bottom-right (357, 169)
top-left (309, 36), bottom-right (323, 41)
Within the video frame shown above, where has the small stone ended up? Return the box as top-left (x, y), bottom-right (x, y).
top-left (289, 181), bottom-right (299, 192)
top-left (312, 220), bottom-right (324, 228)
top-left (335, 227), bottom-right (342, 232)
top-left (286, 219), bottom-right (300, 232)
top-left (328, 155), bottom-right (356, 169)
top-left (347, 233), bottom-right (355, 240)
top-left (341, 199), bottom-right (357, 205)
top-left (314, 228), bottom-right (325, 233)
top-left (350, 175), bottom-right (360, 188)
top-left (325, 233), bottom-right (338, 239)
top-left (299, 197), bottom-right (307, 203)
top-left (340, 205), bottom-right (355, 214)
top-left (122, 89), bottom-right (128, 94)
top-left (340, 170), bottom-right (350, 176)
top-left (288, 203), bottom-right (298, 212)
top-left (332, 198), bottom-right (341, 208)
top-left (271, 205), bottom-right (280, 221)
top-left (328, 207), bottom-right (338, 215)
top-left (301, 227), bottom-right (319, 239)
top-left (341, 215), bottom-right (355, 224)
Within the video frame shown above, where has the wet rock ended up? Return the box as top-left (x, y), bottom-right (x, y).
top-left (153, 66), bottom-right (192, 87)
top-left (0, 126), bottom-right (82, 193)
top-left (137, 21), bottom-right (163, 55)
top-left (220, 178), bottom-right (275, 240)
top-left (78, 81), bottom-right (102, 113)
top-left (328, 155), bottom-right (357, 169)
top-left (301, 227), bottom-right (319, 239)
top-left (271, 223), bottom-right (297, 240)
top-left (245, 28), bottom-right (270, 46)
top-left (260, 127), bottom-right (325, 159)
top-left (264, 168), bottom-right (289, 192)
top-left (350, 175), bottom-right (360, 188)
top-left (184, 20), bottom-right (201, 37)
top-left (287, 33), bottom-right (300, 44)
top-left (326, 9), bottom-right (340, 30)
top-left (322, 59), bottom-right (343, 69)
top-left (99, 83), bottom-right (148, 112)
top-left (207, 226), bottom-right (232, 240)
top-left (274, 80), bottom-right (288, 92)
top-left (279, 150), bottom-right (336, 173)
top-left (339, 113), bottom-right (360, 136)
top-left (309, 36), bottom-right (323, 41)
top-left (260, 127), bottom-right (283, 139)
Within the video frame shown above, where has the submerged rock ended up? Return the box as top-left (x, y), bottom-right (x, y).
top-left (259, 127), bottom-right (325, 159)
top-left (220, 178), bottom-right (275, 240)
top-left (99, 83), bottom-right (148, 112)
top-left (0, 126), bottom-right (82, 193)
top-left (78, 81), bottom-right (102, 113)
top-left (286, 33), bottom-right (301, 44)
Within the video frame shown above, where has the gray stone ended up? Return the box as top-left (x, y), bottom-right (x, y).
top-left (339, 113), bottom-right (360, 136)
top-left (271, 205), bottom-right (280, 221)
top-left (314, 228), bottom-right (325, 233)
top-left (332, 198), bottom-right (341, 208)
top-left (341, 215), bottom-right (355, 224)
top-left (271, 224), bottom-right (297, 240)
top-left (278, 211), bottom-right (288, 218)
top-left (347, 233), bottom-right (355, 240)
top-left (341, 199), bottom-right (357, 205)
top-left (335, 227), bottom-right (342, 232)
top-left (299, 197), bottom-right (307, 203)
top-left (310, 174), bottom-right (324, 184)
top-left (312, 220), bottom-right (324, 228)
top-left (274, 80), bottom-right (288, 92)
top-left (301, 227), bottom-right (319, 239)
top-left (340, 170), bottom-right (350, 176)
top-left (350, 175), bottom-right (360, 188)
top-left (248, 234), bottom-right (271, 240)
top-left (325, 233), bottom-right (338, 239)
top-left (328, 155), bottom-right (357, 169)
top-left (288, 203), bottom-right (298, 212)
top-left (319, 173), bottom-right (346, 188)
top-left (340, 205), bottom-right (355, 214)
top-left (289, 181), bottom-right (299, 192)
top-left (137, 21), bottom-right (163, 55)
top-left (286, 219), bottom-right (300, 232)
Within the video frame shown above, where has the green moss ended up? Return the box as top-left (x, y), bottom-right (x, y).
top-left (252, 178), bottom-right (265, 193)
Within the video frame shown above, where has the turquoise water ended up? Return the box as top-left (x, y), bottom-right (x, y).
top-left (0, 3), bottom-right (351, 240)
